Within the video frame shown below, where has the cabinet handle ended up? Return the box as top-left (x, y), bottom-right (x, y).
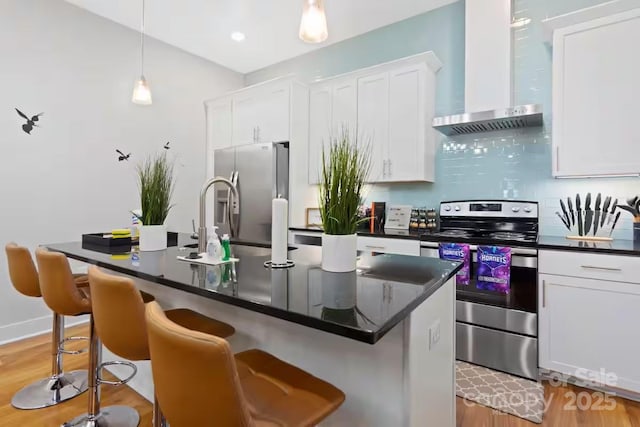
top-left (555, 146), bottom-right (559, 172)
top-left (542, 280), bottom-right (546, 308)
top-left (580, 265), bottom-right (622, 272)
top-left (382, 160), bottom-right (387, 178)
top-left (365, 245), bottom-right (386, 250)
top-left (388, 160), bottom-right (392, 177)
top-left (256, 126), bottom-right (260, 142)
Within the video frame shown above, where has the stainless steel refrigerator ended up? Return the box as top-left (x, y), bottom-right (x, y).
top-left (213, 142), bottom-right (289, 243)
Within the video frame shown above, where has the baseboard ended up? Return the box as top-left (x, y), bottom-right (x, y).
top-left (0, 314), bottom-right (89, 346)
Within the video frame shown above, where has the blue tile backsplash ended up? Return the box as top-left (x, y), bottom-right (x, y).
top-left (245, 0), bottom-right (639, 239)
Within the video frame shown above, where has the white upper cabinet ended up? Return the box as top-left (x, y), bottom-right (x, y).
top-left (358, 72), bottom-right (389, 182)
top-left (205, 97), bottom-right (233, 177)
top-left (551, 8), bottom-right (640, 177)
top-left (308, 52), bottom-right (441, 184)
top-left (308, 85), bottom-right (332, 184)
top-left (331, 78), bottom-right (358, 137)
top-left (307, 77), bottom-right (358, 184)
top-left (232, 83), bottom-right (290, 145)
top-left (388, 64), bottom-right (432, 182)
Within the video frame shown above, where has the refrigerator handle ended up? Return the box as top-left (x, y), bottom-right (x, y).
top-left (229, 171), bottom-right (240, 238)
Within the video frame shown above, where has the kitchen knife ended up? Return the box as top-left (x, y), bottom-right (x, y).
top-left (608, 199), bottom-right (618, 225)
top-left (617, 205), bottom-right (638, 216)
top-left (556, 211), bottom-right (571, 230)
top-left (559, 199), bottom-right (571, 229)
top-left (567, 197), bottom-right (575, 226)
top-left (609, 212), bottom-right (621, 237)
top-left (593, 193), bottom-right (602, 235)
top-left (600, 196), bottom-right (611, 227)
top-left (576, 194), bottom-right (583, 236)
top-left (584, 193), bottom-right (593, 235)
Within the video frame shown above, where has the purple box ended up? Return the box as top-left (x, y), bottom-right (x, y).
top-left (476, 246), bottom-right (511, 294)
top-left (439, 243), bottom-right (471, 285)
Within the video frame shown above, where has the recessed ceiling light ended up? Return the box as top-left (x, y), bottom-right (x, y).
top-left (231, 32), bottom-right (246, 42)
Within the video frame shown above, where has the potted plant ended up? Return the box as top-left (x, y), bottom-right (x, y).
top-left (319, 130), bottom-right (370, 272)
top-left (135, 152), bottom-right (175, 251)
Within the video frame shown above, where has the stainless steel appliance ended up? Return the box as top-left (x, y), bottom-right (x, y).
top-left (420, 200), bottom-right (539, 380)
top-left (213, 142), bottom-right (289, 243)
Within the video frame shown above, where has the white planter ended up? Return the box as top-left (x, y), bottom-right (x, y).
top-left (139, 225), bottom-right (167, 252)
top-left (321, 234), bottom-right (357, 272)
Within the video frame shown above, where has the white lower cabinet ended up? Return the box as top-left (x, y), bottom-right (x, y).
top-left (357, 236), bottom-right (420, 257)
top-left (539, 251), bottom-right (640, 394)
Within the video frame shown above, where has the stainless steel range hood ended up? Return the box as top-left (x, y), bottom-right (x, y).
top-left (432, 0), bottom-right (543, 137)
top-left (432, 104), bottom-right (543, 136)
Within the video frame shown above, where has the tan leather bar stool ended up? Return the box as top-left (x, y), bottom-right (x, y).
top-left (87, 266), bottom-right (235, 427)
top-left (145, 301), bottom-right (345, 427)
top-left (4, 243), bottom-right (89, 409)
top-left (35, 247), bottom-right (139, 427)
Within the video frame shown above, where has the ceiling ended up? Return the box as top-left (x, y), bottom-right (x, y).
top-left (65, 0), bottom-right (458, 74)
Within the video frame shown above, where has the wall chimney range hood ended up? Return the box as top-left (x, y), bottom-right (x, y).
top-left (432, 104), bottom-right (543, 136)
top-left (432, 0), bottom-right (543, 136)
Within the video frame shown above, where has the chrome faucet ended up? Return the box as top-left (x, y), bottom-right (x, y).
top-left (199, 177), bottom-right (240, 253)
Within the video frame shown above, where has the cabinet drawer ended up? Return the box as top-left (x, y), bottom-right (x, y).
top-left (357, 237), bottom-right (419, 256)
top-left (539, 250), bottom-right (640, 284)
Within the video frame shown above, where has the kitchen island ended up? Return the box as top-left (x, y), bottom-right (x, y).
top-left (47, 234), bottom-right (461, 426)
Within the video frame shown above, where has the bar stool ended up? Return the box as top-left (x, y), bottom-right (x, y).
top-left (145, 301), bottom-right (346, 427)
top-left (87, 266), bottom-right (236, 427)
top-left (5, 243), bottom-right (88, 410)
top-left (35, 247), bottom-right (139, 427)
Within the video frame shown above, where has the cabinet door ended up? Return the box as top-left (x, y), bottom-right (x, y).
top-left (552, 10), bottom-right (640, 177)
top-left (539, 274), bottom-right (640, 393)
top-left (308, 85), bottom-right (332, 184)
top-left (232, 92), bottom-right (260, 146)
top-left (205, 98), bottom-right (233, 178)
top-left (388, 65), bottom-right (426, 181)
top-left (331, 78), bottom-right (358, 139)
top-left (357, 72), bottom-right (389, 183)
top-left (257, 83), bottom-right (290, 143)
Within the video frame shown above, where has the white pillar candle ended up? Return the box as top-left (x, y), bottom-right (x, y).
top-left (271, 198), bottom-right (288, 265)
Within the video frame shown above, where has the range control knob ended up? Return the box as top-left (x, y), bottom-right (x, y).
top-left (443, 205), bottom-right (451, 212)
top-left (511, 207), bottom-right (521, 213)
top-left (523, 207), bottom-right (532, 213)
top-left (454, 206), bottom-right (461, 212)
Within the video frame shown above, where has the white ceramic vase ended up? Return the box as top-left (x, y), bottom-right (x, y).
top-left (321, 233), bottom-right (357, 272)
top-left (139, 224), bottom-right (167, 251)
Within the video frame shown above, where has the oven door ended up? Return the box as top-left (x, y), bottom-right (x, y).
top-left (421, 242), bottom-right (538, 332)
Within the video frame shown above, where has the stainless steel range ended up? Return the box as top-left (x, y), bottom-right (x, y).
top-left (420, 200), bottom-right (539, 380)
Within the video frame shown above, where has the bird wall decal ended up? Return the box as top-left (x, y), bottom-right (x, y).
top-left (116, 149), bottom-right (131, 162)
top-left (15, 108), bottom-right (43, 135)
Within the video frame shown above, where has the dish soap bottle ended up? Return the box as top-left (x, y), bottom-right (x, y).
top-left (221, 234), bottom-right (231, 261)
top-left (207, 226), bottom-right (223, 262)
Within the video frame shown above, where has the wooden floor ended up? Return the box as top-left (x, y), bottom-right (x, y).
top-left (1, 325), bottom-right (639, 427)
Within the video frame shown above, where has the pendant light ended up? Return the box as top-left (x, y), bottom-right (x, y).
top-left (299, 0), bottom-right (328, 43)
top-left (132, 0), bottom-right (152, 105)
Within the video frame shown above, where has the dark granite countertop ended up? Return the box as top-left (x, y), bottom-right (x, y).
top-left (537, 235), bottom-right (640, 257)
top-left (46, 234), bottom-right (461, 344)
top-left (289, 226), bottom-right (424, 241)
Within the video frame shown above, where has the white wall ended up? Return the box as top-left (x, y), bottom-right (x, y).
top-left (0, 0), bottom-right (243, 343)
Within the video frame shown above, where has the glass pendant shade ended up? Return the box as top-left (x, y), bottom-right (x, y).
top-left (132, 76), bottom-right (152, 105)
top-left (299, 0), bottom-right (328, 43)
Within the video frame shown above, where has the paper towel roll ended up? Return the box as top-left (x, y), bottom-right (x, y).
top-left (271, 198), bottom-right (288, 265)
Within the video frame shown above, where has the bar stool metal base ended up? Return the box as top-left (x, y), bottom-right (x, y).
top-left (11, 370), bottom-right (88, 410)
top-left (62, 405), bottom-right (140, 427)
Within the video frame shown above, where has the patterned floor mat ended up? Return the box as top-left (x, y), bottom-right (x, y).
top-left (456, 361), bottom-right (544, 424)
